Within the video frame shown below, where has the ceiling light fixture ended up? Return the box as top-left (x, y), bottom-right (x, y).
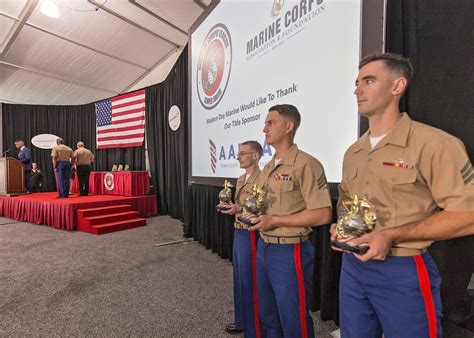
top-left (40, 0), bottom-right (60, 19)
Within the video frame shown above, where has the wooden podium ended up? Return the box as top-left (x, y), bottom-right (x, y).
top-left (0, 157), bottom-right (25, 195)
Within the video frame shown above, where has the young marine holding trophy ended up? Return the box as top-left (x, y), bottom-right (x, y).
top-left (331, 53), bottom-right (474, 337)
top-left (248, 104), bottom-right (332, 338)
top-left (217, 141), bottom-right (263, 337)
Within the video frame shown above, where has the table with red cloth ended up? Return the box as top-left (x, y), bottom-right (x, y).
top-left (71, 171), bottom-right (150, 196)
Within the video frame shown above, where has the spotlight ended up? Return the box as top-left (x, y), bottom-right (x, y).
top-left (40, 0), bottom-right (60, 19)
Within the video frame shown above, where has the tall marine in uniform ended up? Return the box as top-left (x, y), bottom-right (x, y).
top-left (51, 138), bottom-right (74, 198)
top-left (220, 141), bottom-right (263, 337)
top-left (249, 104), bottom-right (332, 338)
top-left (331, 52), bottom-right (474, 338)
top-left (73, 141), bottom-right (95, 196)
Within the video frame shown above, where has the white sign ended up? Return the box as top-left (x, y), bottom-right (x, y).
top-left (31, 134), bottom-right (59, 149)
top-left (168, 105), bottom-right (181, 131)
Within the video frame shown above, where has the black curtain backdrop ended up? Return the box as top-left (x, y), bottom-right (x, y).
top-left (2, 103), bottom-right (145, 192)
top-left (386, 0), bottom-right (474, 329)
top-left (2, 104), bottom-right (93, 192)
top-left (145, 46), bottom-right (188, 220)
top-left (187, 184), bottom-right (234, 259)
top-left (387, 0), bottom-right (474, 162)
top-left (309, 200), bottom-right (342, 322)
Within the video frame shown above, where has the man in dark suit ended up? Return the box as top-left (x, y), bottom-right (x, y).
top-left (31, 162), bottom-right (44, 193)
top-left (15, 139), bottom-right (32, 193)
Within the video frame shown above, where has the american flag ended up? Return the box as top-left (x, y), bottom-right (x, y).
top-left (96, 90), bottom-right (146, 149)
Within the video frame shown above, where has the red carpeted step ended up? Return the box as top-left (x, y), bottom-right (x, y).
top-left (77, 205), bottom-right (132, 218)
top-left (77, 204), bottom-right (147, 235)
top-left (90, 218), bottom-right (146, 235)
top-left (82, 211), bottom-right (139, 226)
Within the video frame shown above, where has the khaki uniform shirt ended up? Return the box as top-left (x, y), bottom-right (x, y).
top-left (257, 144), bottom-right (332, 237)
top-left (74, 147), bottom-right (94, 165)
top-left (235, 169), bottom-right (262, 206)
top-left (51, 144), bottom-right (73, 161)
top-left (235, 169), bottom-right (261, 227)
top-left (339, 113), bottom-right (474, 250)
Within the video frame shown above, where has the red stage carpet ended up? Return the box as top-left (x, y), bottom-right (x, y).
top-left (0, 192), bottom-right (157, 231)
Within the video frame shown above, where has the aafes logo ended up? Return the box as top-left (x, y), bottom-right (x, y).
top-left (210, 140), bottom-right (274, 170)
top-left (218, 142), bottom-right (273, 160)
top-left (197, 24), bottom-right (232, 110)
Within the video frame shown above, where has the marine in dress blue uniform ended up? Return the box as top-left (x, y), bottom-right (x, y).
top-left (220, 141), bottom-right (263, 337)
top-left (250, 105), bottom-right (332, 338)
top-left (331, 53), bottom-right (474, 338)
top-left (51, 138), bottom-right (74, 198)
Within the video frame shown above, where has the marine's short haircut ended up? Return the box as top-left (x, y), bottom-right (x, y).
top-left (359, 52), bottom-right (414, 81)
top-left (241, 140), bottom-right (263, 158)
top-left (268, 104), bottom-right (301, 131)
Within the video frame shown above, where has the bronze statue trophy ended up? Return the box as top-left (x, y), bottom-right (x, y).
top-left (331, 194), bottom-right (377, 255)
top-left (216, 180), bottom-right (234, 212)
top-left (237, 184), bottom-right (265, 226)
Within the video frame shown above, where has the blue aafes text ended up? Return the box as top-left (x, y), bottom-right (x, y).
top-left (219, 141), bottom-right (273, 160)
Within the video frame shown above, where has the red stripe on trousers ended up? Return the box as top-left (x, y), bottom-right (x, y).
top-left (413, 255), bottom-right (437, 338)
top-left (250, 230), bottom-right (261, 338)
top-left (293, 243), bottom-right (308, 338)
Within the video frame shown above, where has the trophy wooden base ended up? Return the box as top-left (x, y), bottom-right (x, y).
top-left (237, 215), bottom-right (253, 226)
top-left (331, 240), bottom-right (369, 255)
top-left (216, 203), bottom-right (230, 212)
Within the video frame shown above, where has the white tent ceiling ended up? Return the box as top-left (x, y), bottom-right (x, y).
top-left (0, 0), bottom-right (210, 105)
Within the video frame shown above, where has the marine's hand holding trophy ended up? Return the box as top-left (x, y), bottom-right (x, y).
top-left (216, 180), bottom-right (234, 212)
top-left (331, 194), bottom-right (376, 255)
top-left (237, 184), bottom-right (265, 226)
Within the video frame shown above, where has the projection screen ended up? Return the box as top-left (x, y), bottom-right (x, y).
top-left (189, 0), bottom-right (383, 184)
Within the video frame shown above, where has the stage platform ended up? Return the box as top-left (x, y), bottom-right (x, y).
top-left (0, 192), bottom-right (158, 231)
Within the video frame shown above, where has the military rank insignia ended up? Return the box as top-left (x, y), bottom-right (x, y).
top-left (317, 172), bottom-right (327, 190)
top-left (461, 160), bottom-right (473, 185)
top-left (273, 173), bottom-right (292, 181)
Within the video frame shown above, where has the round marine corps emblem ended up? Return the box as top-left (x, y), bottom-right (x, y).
top-left (197, 24), bottom-right (232, 110)
top-left (104, 172), bottom-right (114, 191)
top-left (271, 0), bottom-right (285, 16)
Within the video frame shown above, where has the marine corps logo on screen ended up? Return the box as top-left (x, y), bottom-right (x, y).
top-left (271, 0), bottom-right (285, 16)
top-left (197, 24), bottom-right (232, 110)
top-left (104, 172), bottom-right (114, 191)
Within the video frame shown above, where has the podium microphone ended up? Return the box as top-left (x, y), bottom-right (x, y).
top-left (2, 149), bottom-right (11, 157)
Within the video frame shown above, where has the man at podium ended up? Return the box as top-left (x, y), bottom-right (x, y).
top-left (14, 140), bottom-right (32, 193)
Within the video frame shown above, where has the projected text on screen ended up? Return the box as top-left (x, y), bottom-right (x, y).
top-left (191, 0), bottom-right (361, 182)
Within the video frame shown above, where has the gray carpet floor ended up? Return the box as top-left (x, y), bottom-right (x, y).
top-left (0, 216), bottom-right (338, 337)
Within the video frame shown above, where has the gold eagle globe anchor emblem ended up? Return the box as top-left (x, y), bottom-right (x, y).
top-left (216, 180), bottom-right (234, 211)
top-left (331, 195), bottom-right (377, 255)
top-left (237, 184), bottom-right (266, 226)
